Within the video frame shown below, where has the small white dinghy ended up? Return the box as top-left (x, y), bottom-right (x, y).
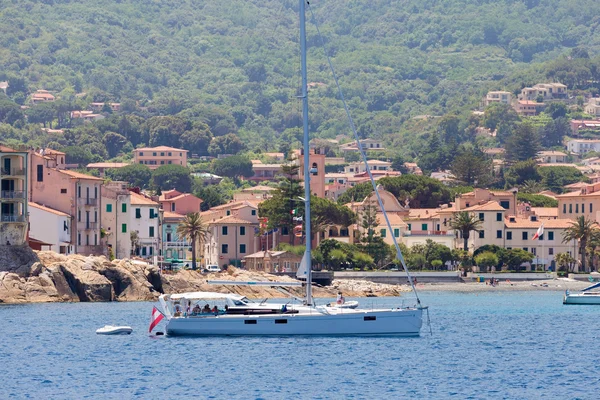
top-left (96, 325), bottom-right (133, 335)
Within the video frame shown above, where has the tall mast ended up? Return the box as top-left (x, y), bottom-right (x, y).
top-left (299, 0), bottom-right (312, 305)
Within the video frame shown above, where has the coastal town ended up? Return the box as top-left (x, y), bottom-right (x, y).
top-left (1, 79), bottom-right (600, 280)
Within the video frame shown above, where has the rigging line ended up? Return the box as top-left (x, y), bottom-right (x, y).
top-left (306, 2), bottom-right (422, 306)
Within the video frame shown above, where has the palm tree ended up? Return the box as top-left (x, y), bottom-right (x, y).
top-left (449, 211), bottom-right (484, 251)
top-left (176, 212), bottom-right (210, 270)
top-left (563, 216), bottom-right (598, 272)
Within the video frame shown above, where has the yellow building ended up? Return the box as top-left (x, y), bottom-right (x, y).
top-left (133, 146), bottom-right (188, 170)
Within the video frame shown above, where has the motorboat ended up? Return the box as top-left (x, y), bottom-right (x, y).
top-left (151, 0), bottom-right (426, 337)
top-left (96, 325), bottom-right (133, 335)
top-left (563, 282), bottom-right (600, 305)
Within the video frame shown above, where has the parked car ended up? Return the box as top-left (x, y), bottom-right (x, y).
top-left (203, 264), bottom-right (221, 273)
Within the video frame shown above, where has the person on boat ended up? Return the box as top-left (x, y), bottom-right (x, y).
top-left (212, 305), bottom-right (219, 314)
top-left (336, 292), bottom-right (345, 305)
top-left (203, 304), bottom-right (211, 313)
top-left (192, 304), bottom-right (201, 315)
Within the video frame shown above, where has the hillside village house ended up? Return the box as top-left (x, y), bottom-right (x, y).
top-left (537, 150), bottom-right (567, 164)
top-left (344, 160), bottom-right (393, 174)
top-left (242, 250), bottom-right (302, 273)
top-left (566, 138), bottom-right (600, 154)
top-left (339, 139), bottom-right (385, 154)
top-left (28, 202), bottom-right (72, 254)
top-left (133, 146), bottom-right (188, 169)
top-left (31, 90), bottom-right (55, 104)
top-left (570, 120), bottom-right (600, 136)
top-left (29, 150), bottom-right (104, 255)
top-left (101, 181), bottom-right (132, 259)
top-left (159, 189), bottom-right (202, 214)
top-left (90, 102), bottom-right (121, 112)
top-left (518, 83), bottom-right (567, 101)
top-left (249, 162), bottom-right (283, 182)
top-left (483, 91), bottom-right (512, 107)
top-left (129, 191), bottom-right (161, 260)
top-left (0, 146), bottom-right (29, 246)
top-left (514, 100), bottom-right (544, 116)
top-left (455, 189), bottom-right (517, 215)
top-left (585, 98), bottom-right (600, 117)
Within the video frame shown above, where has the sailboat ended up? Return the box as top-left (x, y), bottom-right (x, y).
top-left (156, 0), bottom-right (424, 336)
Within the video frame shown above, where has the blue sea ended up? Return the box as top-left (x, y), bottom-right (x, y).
top-left (1, 291), bottom-right (598, 400)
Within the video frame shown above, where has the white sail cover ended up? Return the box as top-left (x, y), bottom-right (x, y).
top-left (296, 253), bottom-right (309, 279)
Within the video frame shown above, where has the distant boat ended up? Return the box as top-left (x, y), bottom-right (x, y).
top-left (154, 0), bottom-right (425, 336)
top-left (96, 325), bottom-right (133, 335)
top-left (563, 281), bottom-right (600, 305)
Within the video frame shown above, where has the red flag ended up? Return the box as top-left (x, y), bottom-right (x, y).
top-left (149, 306), bottom-right (164, 333)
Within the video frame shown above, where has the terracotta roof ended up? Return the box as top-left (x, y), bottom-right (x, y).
top-left (407, 209), bottom-right (439, 219)
top-left (59, 170), bottom-right (103, 181)
top-left (130, 191), bottom-right (158, 206)
top-left (86, 162), bottom-right (130, 168)
top-left (463, 201), bottom-right (507, 212)
top-left (241, 185), bottom-right (276, 192)
top-left (28, 202), bottom-right (70, 217)
top-left (0, 145), bottom-right (25, 153)
top-left (538, 151), bottom-right (567, 156)
top-left (134, 146), bottom-right (188, 152)
top-left (163, 211), bottom-right (185, 220)
top-left (564, 182), bottom-right (588, 189)
top-left (376, 213), bottom-right (407, 227)
top-left (531, 207), bottom-right (559, 218)
top-left (460, 190), bottom-right (514, 197)
top-left (207, 215), bottom-right (254, 225)
top-left (505, 218), bottom-right (574, 229)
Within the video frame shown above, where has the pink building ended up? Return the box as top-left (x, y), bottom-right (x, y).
top-left (133, 146), bottom-right (188, 170)
top-left (29, 150), bottom-right (104, 255)
top-left (159, 189), bottom-right (203, 215)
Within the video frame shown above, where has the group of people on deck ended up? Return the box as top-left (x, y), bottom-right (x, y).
top-left (190, 303), bottom-right (219, 315)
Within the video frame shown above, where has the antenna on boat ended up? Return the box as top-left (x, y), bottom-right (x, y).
top-left (306, 2), bottom-right (423, 307)
top-left (299, 0), bottom-right (313, 306)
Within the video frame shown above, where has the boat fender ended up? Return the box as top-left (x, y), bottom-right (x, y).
top-left (155, 332), bottom-right (165, 336)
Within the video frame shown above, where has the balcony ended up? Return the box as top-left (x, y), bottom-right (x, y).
top-left (404, 230), bottom-right (454, 236)
top-left (78, 198), bottom-right (98, 206)
top-left (1, 190), bottom-right (26, 200)
top-left (1, 214), bottom-right (26, 222)
top-left (1, 168), bottom-right (25, 177)
top-left (84, 222), bottom-right (98, 230)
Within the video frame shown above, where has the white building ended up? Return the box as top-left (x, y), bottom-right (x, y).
top-left (28, 202), bottom-right (72, 254)
top-left (129, 191), bottom-right (160, 260)
top-left (566, 139), bottom-right (600, 154)
top-left (585, 98), bottom-right (600, 117)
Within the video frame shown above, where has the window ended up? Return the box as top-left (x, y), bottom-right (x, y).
top-left (251, 210), bottom-right (256, 216)
top-left (240, 244), bottom-right (246, 254)
top-left (149, 247), bottom-right (153, 256)
top-left (106, 204), bottom-right (112, 212)
top-left (421, 223), bottom-right (427, 231)
top-left (500, 200), bottom-right (510, 210)
top-left (94, 187), bottom-right (98, 199)
top-left (222, 226), bottom-right (228, 235)
top-left (139, 152), bottom-right (144, 156)
top-left (394, 228), bottom-right (400, 237)
top-left (479, 231), bottom-right (484, 239)
top-left (86, 234), bottom-right (89, 246)
top-left (149, 227), bottom-right (154, 237)
top-left (591, 203), bottom-right (593, 213)
top-left (582, 203), bottom-right (585, 213)
top-left (122, 203), bottom-right (127, 213)
top-left (531, 248), bottom-right (536, 255)
top-left (222, 244), bottom-right (229, 254)
top-left (160, 161), bottom-right (164, 165)
top-left (153, 152), bottom-right (157, 156)
top-left (78, 210), bottom-right (81, 222)
top-left (78, 233), bottom-right (81, 246)
top-left (168, 152), bottom-right (172, 156)
top-left (226, 210), bottom-right (231, 216)
top-left (160, 152), bottom-right (165, 156)
top-left (523, 247), bottom-right (528, 252)
top-left (548, 231), bottom-right (554, 240)
top-left (507, 231), bottom-right (512, 240)
top-left (150, 209), bottom-right (155, 218)
top-left (135, 208), bottom-right (141, 219)
top-left (36, 165), bottom-right (43, 182)
top-left (94, 234), bottom-right (97, 246)
top-left (240, 226), bottom-right (246, 236)
top-left (281, 227), bottom-right (289, 235)
top-left (549, 248), bottom-right (554, 255)
top-left (60, 188), bottom-right (67, 194)
top-left (522, 232), bottom-right (528, 240)
top-left (496, 230), bottom-right (502, 239)
top-left (142, 247), bottom-right (147, 256)
top-left (94, 210), bottom-right (97, 223)
top-left (407, 224), bottom-right (412, 230)
top-left (496, 213), bottom-right (502, 222)
top-left (576, 204), bottom-right (579, 213)
top-left (569, 204), bottom-right (572, 213)
top-left (479, 213), bottom-right (484, 221)
top-left (380, 229), bottom-right (386, 238)
top-left (78, 186), bottom-right (81, 198)
top-left (539, 233), bottom-right (544, 241)
top-left (121, 224), bottom-right (127, 233)
top-left (563, 204), bottom-right (566, 214)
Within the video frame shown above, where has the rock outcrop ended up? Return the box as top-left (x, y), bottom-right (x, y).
top-left (0, 251), bottom-right (407, 304)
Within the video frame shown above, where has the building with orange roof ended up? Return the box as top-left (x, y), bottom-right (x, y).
top-left (28, 202), bottom-right (72, 254)
top-left (204, 214), bottom-right (260, 268)
top-left (133, 146), bottom-right (188, 170)
top-left (555, 182), bottom-right (600, 221)
top-left (161, 211), bottom-right (192, 262)
top-left (455, 188), bottom-right (517, 215)
top-left (29, 150), bottom-right (104, 255)
top-left (159, 189), bottom-right (202, 215)
top-left (31, 90), bottom-right (55, 104)
top-left (128, 190), bottom-right (161, 259)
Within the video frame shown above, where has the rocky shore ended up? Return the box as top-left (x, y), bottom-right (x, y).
top-left (0, 248), bottom-right (406, 304)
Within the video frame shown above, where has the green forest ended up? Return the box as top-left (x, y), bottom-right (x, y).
top-left (1, 0), bottom-right (600, 179)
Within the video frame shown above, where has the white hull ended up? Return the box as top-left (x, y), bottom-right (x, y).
top-left (165, 308), bottom-right (422, 336)
top-left (563, 293), bottom-right (600, 305)
top-left (96, 325), bottom-right (133, 335)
